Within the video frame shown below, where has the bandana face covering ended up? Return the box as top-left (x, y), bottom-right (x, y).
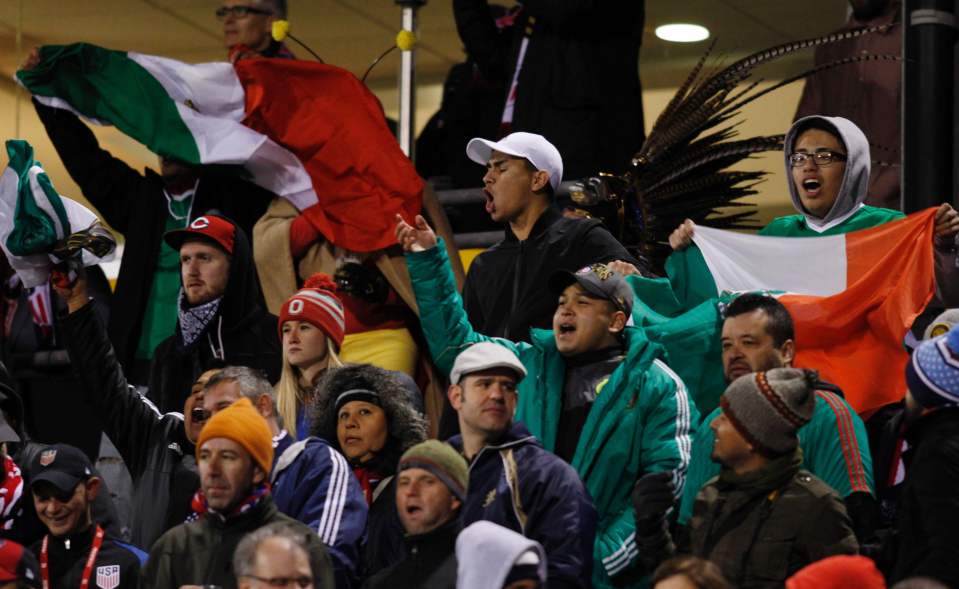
top-left (176, 290), bottom-right (222, 350)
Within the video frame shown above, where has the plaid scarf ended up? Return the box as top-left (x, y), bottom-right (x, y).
top-left (176, 290), bottom-right (222, 351)
top-left (186, 482), bottom-right (270, 523)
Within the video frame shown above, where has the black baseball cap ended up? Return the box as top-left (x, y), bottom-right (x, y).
top-left (548, 264), bottom-right (634, 316)
top-left (28, 444), bottom-right (94, 494)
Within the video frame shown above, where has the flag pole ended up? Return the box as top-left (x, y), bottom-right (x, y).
top-left (395, 0), bottom-right (426, 159)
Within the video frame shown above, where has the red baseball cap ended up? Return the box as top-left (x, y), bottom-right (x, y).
top-left (0, 539), bottom-right (39, 587)
top-left (164, 215), bottom-right (236, 254)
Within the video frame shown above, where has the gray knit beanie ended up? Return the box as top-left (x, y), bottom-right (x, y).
top-left (720, 367), bottom-right (818, 457)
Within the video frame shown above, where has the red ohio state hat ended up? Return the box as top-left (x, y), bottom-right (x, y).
top-left (163, 215), bottom-right (236, 254)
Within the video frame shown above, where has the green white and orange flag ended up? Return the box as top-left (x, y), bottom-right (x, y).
top-left (631, 209), bottom-right (937, 418)
top-left (16, 43), bottom-right (422, 253)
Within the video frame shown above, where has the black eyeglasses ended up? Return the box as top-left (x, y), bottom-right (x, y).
top-left (191, 407), bottom-right (211, 423)
top-left (788, 150), bottom-right (847, 168)
top-left (240, 575), bottom-right (313, 588)
top-left (215, 5), bottom-right (274, 20)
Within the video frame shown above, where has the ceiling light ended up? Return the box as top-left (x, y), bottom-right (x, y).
top-left (655, 23), bottom-right (710, 43)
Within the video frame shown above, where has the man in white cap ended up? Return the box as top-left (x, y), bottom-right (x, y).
top-left (461, 132), bottom-right (641, 342)
top-left (446, 342), bottom-right (596, 589)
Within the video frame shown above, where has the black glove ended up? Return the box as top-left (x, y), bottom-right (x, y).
top-left (632, 472), bottom-right (675, 521)
top-left (631, 471), bottom-right (677, 575)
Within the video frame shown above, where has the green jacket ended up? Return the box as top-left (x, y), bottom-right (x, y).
top-left (407, 243), bottom-right (698, 588)
top-left (759, 205), bottom-right (905, 237)
top-left (679, 389), bottom-right (874, 524)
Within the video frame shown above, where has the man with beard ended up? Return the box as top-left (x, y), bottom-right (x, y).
top-left (148, 215), bottom-right (281, 414)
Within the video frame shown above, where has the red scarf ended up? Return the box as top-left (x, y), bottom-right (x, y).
top-left (0, 455), bottom-right (23, 531)
top-left (352, 467), bottom-right (382, 506)
top-left (186, 482), bottom-right (270, 522)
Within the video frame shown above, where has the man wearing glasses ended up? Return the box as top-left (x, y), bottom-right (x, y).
top-left (234, 522), bottom-right (316, 589)
top-left (669, 115), bottom-right (959, 304)
top-left (217, 1), bottom-right (294, 62)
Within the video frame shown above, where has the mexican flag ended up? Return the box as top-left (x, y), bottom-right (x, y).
top-left (16, 43), bottom-right (422, 253)
top-left (633, 209), bottom-right (937, 418)
top-left (0, 139), bottom-right (114, 288)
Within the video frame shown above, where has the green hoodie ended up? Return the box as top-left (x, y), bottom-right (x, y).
top-left (406, 242), bottom-right (698, 588)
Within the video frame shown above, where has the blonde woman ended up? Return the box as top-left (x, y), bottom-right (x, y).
top-left (275, 274), bottom-right (345, 439)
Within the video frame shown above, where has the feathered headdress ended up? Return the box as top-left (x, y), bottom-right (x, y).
top-left (568, 25), bottom-right (898, 272)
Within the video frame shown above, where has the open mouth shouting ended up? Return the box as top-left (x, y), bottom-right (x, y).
top-left (801, 177), bottom-right (822, 196)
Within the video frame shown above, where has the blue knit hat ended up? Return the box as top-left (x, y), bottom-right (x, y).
top-left (905, 323), bottom-right (959, 409)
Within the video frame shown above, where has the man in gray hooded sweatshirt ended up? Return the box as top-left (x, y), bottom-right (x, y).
top-left (456, 521), bottom-right (547, 589)
top-left (670, 115), bottom-right (959, 304)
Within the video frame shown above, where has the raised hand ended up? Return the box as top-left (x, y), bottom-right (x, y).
top-left (668, 219), bottom-right (696, 251)
top-left (19, 47), bottom-right (41, 71)
top-left (934, 202), bottom-right (959, 241)
top-left (395, 214), bottom-right (438, 253)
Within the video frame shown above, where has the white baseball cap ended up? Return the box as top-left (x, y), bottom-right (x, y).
top-left (450, 342), bottom-right (527, 385)
top-left (466, 132), bottom-right (564, 193)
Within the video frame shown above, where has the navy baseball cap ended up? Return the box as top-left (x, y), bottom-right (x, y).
top-left (28, 444), bottom-right (94, 494)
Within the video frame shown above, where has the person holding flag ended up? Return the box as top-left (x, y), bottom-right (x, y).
top-left (669, 115), bottom-right (959, 304)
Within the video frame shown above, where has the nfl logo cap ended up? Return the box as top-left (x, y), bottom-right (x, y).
top-left (548, 264), bottom-right (634, 316)
top-left (163, 214), bottom-right (236, 254)
top-left (466, 132), bottom-right (564, 193)
top-left (28, 444), bottom-right (95, 494)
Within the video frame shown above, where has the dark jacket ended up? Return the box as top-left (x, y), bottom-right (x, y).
top-left (363, 519), bottom-right (459, 589)
top-left (685, 452), bottom-right (859, 588)
top-left (449, 422), bottom-right (596, 588)
top-left (271, 436), bottom-right (368, 589)
top-left (462, 207), bottom-right (636, 341)
top-left (453, 0), bottom-right (645, 179)
top-left (33, 100), bottom-right (273, 378)
top-left (889, 407), bottom-right (959, 586)
top-left (29, 525), bottom-right (147, 589)
top-left (142, 495), bottom-right (334, 589)
top-left (147, 220), bottom-right (281, 413)
top-left (61, 300), bottom-right (198, 550)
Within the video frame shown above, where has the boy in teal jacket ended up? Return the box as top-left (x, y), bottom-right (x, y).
top-left (396, 215), bottom-right (697, 588)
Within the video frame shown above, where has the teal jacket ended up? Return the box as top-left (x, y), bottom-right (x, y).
top-left (679, 388), bottom-right (874, 525)
top-left (406, 243), bottom-right (698, 588)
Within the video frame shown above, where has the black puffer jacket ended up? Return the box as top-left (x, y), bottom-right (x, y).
top-left (33, 100), bottom-right (273, 380)
top-left (889, 407), bottom-right (959, 587)
top-left (147, 218), bottom-right (281, 413)
top-left (62, 301), bottom-right (198, 550)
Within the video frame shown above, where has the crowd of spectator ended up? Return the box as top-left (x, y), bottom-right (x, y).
top-left (0, 1), bottom-right (958, 588)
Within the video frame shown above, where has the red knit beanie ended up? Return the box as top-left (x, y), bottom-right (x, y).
top-left (785, 555), bottom-right (885, 589)
top-left (278, 274), bottom-right (345, 348)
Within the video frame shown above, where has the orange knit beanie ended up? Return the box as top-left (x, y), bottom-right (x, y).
top-left (196, 397), bottom-right (274, 476)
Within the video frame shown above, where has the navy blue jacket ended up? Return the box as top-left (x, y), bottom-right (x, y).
top-left (449, 422), bottom-right (596, 588)
top-left (272, 434), bottom-right (369, 589)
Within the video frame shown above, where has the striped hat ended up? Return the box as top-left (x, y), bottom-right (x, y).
top-left (720, 367), bottom-right (817, 457)
top-left (906, 323), bottom-right (959, 409)
top-left (278, 274), bottom-right (345, 348)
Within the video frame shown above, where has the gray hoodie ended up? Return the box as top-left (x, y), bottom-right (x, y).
top-left (455, 521), bottom-right (547, 589)
top-left (784, 115), bottom-right (872, 233)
